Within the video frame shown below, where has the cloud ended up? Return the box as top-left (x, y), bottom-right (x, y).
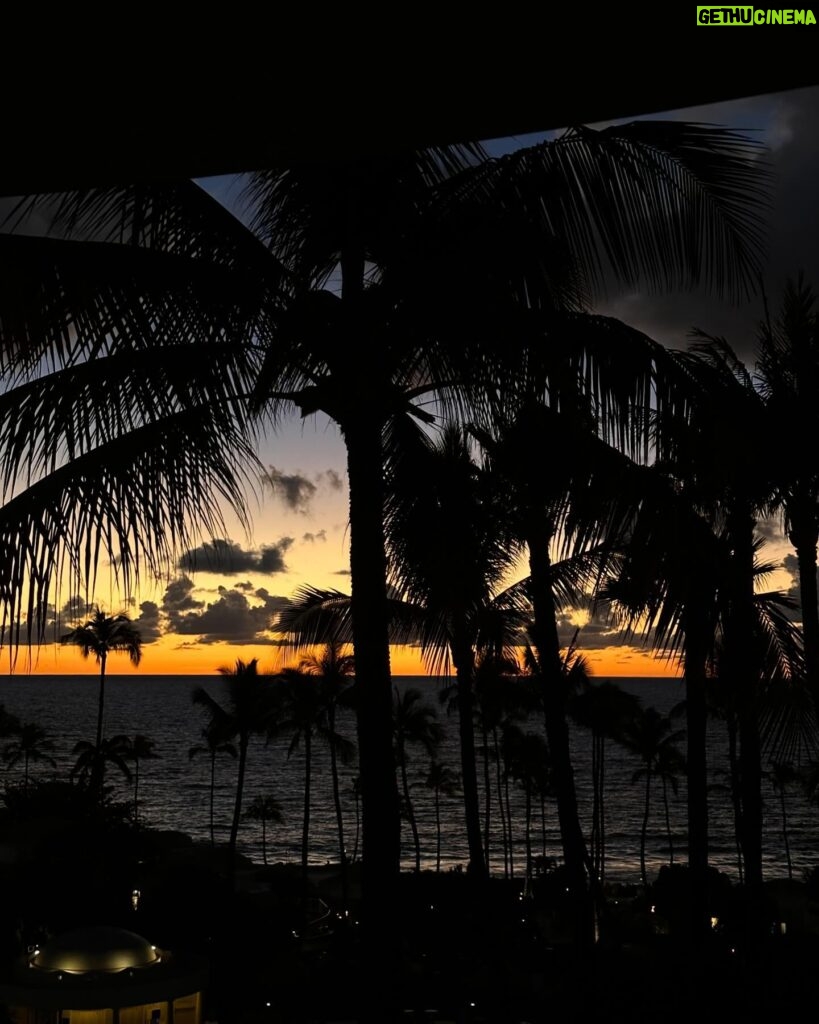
top-left (60, 596), bottom-right (92, 621)
top-left (319, 469), bottom-right (344, 491)
top-left (332, 568), bottom-right (351, 576)
top-left (164, 580), bottom-right (292, 645)
top-left (261, 466), bottom-right (318, 512)
top-left (162, 577), bottom-right (204, 618)
top-left (134, 601), bottom-right (161, 643)
top-left (302, 530), bottom-right (327, 543)
top-left (177, 538), bottom-right (293, 575)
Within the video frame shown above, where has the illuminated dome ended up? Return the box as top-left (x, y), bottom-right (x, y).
top-left (32, 926), bottom-right (160, 973)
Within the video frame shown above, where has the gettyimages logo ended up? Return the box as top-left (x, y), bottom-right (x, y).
top-left (697, 6), bottom-right (817, 22)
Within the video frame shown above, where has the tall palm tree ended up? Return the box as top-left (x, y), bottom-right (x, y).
top-left (421, 761), bottom-right (460, 873)
top-left (393, 686), bottom-right (442, 872)
top-left (756, 277), bottom-right (819, 683)
top-left (276, 666), bottom-right (354, 886)
top-left (2, 722), bottom-right (56, 794)
top-left (116, 734), bottom-right (160, 825)
top-left (569, 677), bottom-right (641, 885)
top-left (243, 794), bottom-right (283, 867)
top-left (298, 640), bottom-right (356, 886)
top-left (385, 424), bottom-right (524, 877)
top-left (6, 124), bottom-right (769, 963)
top-left (188, 725), bottom-right (238, 846)
top-left (61, 607), bottom-right (142, 791)
top-left (192, 658), bottom-right (268, 865)
top-left (622, 707), bottom-right (686, 888)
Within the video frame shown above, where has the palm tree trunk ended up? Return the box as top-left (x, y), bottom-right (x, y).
top-left (209, 752), bottom-right (216, 846)
top-left (504, 754), bottom-right (514, 878)
top-left (328, 704), bottom-right (348, 908)
top-left (482, 723), bottom-right (491, 870)
top-left (493, 727), bottom-right (509, 878)
top-left (262, 816), bottom-right (268, 867)
top-left (229, 732), bottom-right (249, 866)
top-left (353, 790), bottom-right (361, 863)
top-left (343, 412), bottom-right (402, 904)
top-left (524, 780), bottom-right (533, 881)
top-left (435, 786), bottom-right (441, 872)
top-left (399, 749), bottom-right (421, 872)
top-left (683, 610), bottom-right (711, 940)
top-left (779, 784), bottom-right (792, 880)
top-left (662, 775), bottom-right (674, 865)
top-left (302, 731), bottom-right (312, 886)
top-left (452, 640), bottom-right (487, 877)
top-left (24, 751), bottom-right (29, 795)
top-left (792, 526), bottom-right (819, 684)
top-left (727, 717), bottom-right (744, 884)
top-left (134, 758), bottom-right (140, 825)
top-left (527, 532), bottom-right (592, 941)
top-left (599, 735), bottom-right (607, 885)
top-left (93, 652), bottom-right (107, 796)
top-left (640, 768), bottom-right (651, 888)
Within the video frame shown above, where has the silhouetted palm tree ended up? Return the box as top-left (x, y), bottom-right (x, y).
top-left (756, 277), bottom-right (819, 683)
top-left (622, 707), bottom-right (685, 888)
top-left (569, 676), bottom-right (641, 885)
top-left (243, 794), bottom-right (284, 866)
top-left (767, 760), bottom-right (798, 880)
top-left (2, 722), bottom-right (56, 793)
top-left (386, 424), bottom-right (523, 877)
top-left (116, 734), bottom-right (160, 825)
top-left (298, 640), bottom-right (356, 883)
top-left (421, 761), bottom-right (460, 872)
top-left (188, 725), bottom-right (238, 845)
top-left (71, 735), bottom-right (132, 792)
top-left (277, 667), bottom-right (354, 885)
top-left (193, 657), bottom-right (268, 863)
top-left (60, 607), bottom-right (142, 776)
top-left (5, 123), bottom-right (769, 968)
top-left (393, 687), bottom-right (442, 872)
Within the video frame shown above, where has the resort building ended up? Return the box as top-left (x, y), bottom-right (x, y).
top-left (0, 926), bottom-right (207, 1024)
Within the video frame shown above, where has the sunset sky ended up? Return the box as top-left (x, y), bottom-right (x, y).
top-left (12, 84), bottom-right (819, 678)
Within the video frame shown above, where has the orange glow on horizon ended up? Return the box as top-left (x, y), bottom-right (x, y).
top-left (4, 640), bottom-right (681, 679)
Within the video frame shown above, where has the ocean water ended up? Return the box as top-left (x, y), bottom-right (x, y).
top-left (0, 674), bottom-right (815, 885)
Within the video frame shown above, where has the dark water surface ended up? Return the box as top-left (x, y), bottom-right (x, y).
top-left (0, 674), bottom-right (815, 884)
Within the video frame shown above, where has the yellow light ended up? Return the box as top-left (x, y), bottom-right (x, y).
top-left (710, 916), bottom-right (719, 929)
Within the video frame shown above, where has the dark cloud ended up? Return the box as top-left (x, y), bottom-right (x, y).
top-left (302, 529), bottom-right (327, 543)
top-left (332, 568), bottom-right (351, 576)
top-left (261, 466), bottom-right (317, 512)
top-left (163, 579), bottom-right (292, 645)
top-left (162, 576), bottom-right (204, 617)
top-left (177, 538), bottom-right (293, 575)
top-left (235, 580), bottom-right (255, 592)
top-left (134, 601), bottom-right (161, 643)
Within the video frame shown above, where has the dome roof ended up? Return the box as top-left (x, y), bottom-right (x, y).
top-left (32, 927), bottom-right (160, 973)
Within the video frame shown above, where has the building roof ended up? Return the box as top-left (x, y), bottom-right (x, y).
top-left (32, 926), bottom-right (159, 973)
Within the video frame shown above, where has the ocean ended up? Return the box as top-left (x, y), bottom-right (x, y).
top-left (0, 674), bottom-right (815, 884)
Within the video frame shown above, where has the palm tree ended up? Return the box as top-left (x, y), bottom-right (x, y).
top-left (6, 124), bottom-right (769, 960)
top-left (385, 424), bottom-right (524, 877)
top-left (393, 687), bottom-right (442, 872)
top-left (71, 735), bottom-right (132, 791)
top-left (298, 640), bottom-right (356, 886)
top-left (243, 794), bottom-right (284, 867)
top-left (276, 667), bottom-right (354, 886)
top-left (756, 277), bottom-right (819, 683)
top-left (188, 725), bottom-right (238, 845)
top-left (116, 734), bottom-right (160, 825)
top-left (192, 658), bottom-right (269, 865)
top-left (60, 606), bottom-right (142, 760)
top-left (504, 729), bottom-right (550, 881)
top-left (2, 722), bottom-right (56, 794)
top-left (421, 761), bottom-right (460, 872)
top-left (622, 707), bottom-right (686, 888)
top-left (569, 677), bottom-right (641, 885)
top-left (348, 775), bottom-right (362, 863)
top-left (766, 760), bottom-right (798, 880)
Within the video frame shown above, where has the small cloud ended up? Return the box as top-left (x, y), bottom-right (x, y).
top-left (302, 530), bottom-right (327, 543)
top-left (178, 538), bottom-right (293, 576)
top-left (332, 568), bottom-right (351, 576)
top-left (261, 466), bottom-right (318, 513)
